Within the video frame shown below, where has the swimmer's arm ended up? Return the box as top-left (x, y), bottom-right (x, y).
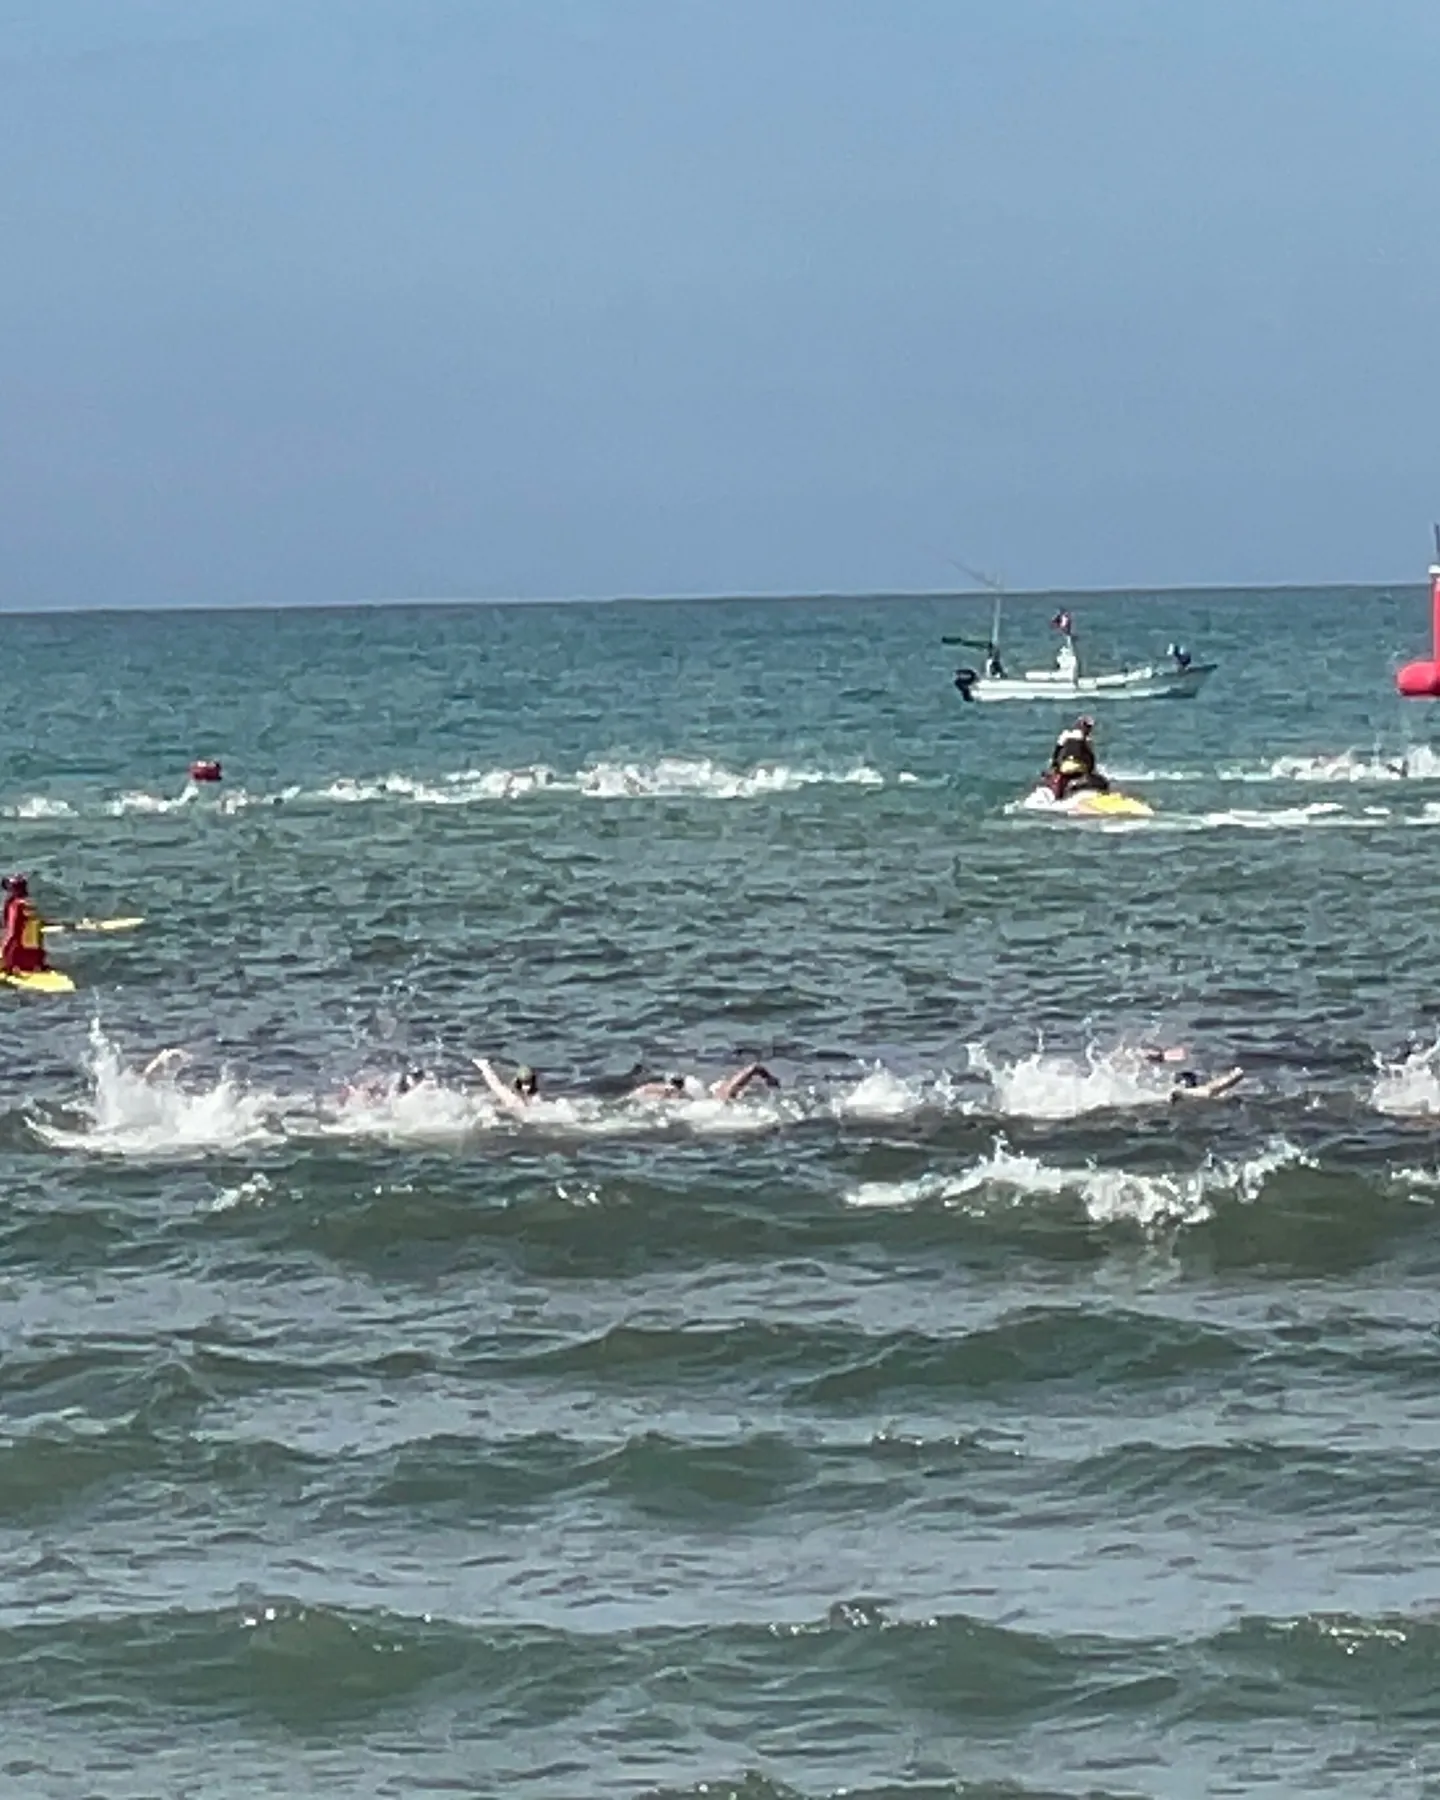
top-left (141, 1048), bottom-right (187, 1081)
top-left (712, 1062), bottom-right (780, 1102)
top-left (472, 1056), bottom-right (526, 1113)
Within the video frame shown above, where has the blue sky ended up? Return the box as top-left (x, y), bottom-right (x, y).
top-left (1, 0), bottom-right (1437, 606)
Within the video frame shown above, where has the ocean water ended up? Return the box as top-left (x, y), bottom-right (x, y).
top-left (4, 584), bottom-right (1440, 1798)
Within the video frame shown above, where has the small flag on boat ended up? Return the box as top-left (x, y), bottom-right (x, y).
top-left (1051, 610), bottom-right (1074, 634)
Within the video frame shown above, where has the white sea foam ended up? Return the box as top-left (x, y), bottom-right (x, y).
top-left (831, 1067), bottom-right (928, 1121)
top-left (3, 796), bottom-right (76, 820)
top-left (845, 1136), bottom-right (1311, 1232)
top-left (1371, 1041), bottom-right (1440, 1117)
top-left (211, 1172), bottom-right (274, 1212)
top-left (5, 758), bottom-right (917, 823)
top-left (1106, 766), bottom-right (1204, 785)
top-left (1259, 747), bottom-right (1440, 783)
top-left (968, 1043), bottom-right (1177, 1119)
top-left (1197, 746), bottom-right (1440, 785)
top-left (1198, 801), bottom-right (1352, 830)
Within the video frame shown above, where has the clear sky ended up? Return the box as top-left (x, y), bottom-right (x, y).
top-left (2, 0), bottom-right (1438, 606)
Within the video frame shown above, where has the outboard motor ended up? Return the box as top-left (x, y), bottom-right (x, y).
top-left (953, 667), bottom-right (978, 702)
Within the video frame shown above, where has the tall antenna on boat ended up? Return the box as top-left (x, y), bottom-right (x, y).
top-left (944, 557), bottom-right (1006, 648)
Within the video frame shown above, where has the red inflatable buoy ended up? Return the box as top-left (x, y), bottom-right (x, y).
top-left (189, 759), bottom-right (223, 783)
top-left (1397, 535), bottom-right (1440, 698)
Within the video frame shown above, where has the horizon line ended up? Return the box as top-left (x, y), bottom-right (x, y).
top-left (0, 575), bottom-right (1420, 619)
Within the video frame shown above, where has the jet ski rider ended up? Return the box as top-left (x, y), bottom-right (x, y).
top-left (1046, 715), bottom-right (1108, 801)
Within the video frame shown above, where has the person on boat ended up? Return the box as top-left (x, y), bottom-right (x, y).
top-left (1045, 716), bottom-right (1108, 800)
top-left (1051, 610), bottom-right (1079, 679)
top-left (630, 1062), bottom-right (781, 1103)
top-left (474, 1057), bottom-right (541, 1114)
top-left (1, 875), bottom-right (48, 976)
top-left (984, 642), bottom-right (1006, 678)
top-left (1166, 642), bottom-right (1192, 671)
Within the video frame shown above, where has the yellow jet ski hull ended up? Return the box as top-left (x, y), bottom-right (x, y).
top-left (1067, 790), bottom-right (1154, 819)
top-left (1020, 785), bottom-right (1154, 820)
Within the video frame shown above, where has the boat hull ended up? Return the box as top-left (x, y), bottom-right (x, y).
top-left (956, 662), bottom-right (1214, 703)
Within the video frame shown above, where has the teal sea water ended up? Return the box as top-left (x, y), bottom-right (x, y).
top-left (6, 585), bottom-right (1440, 1798)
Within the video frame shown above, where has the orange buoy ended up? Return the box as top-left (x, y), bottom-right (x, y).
top-left (1397, 530), bottom-right (1440, 698)
top-left (189, 759), bottom-right (223, 783)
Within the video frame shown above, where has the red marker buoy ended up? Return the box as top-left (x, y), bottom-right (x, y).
top-left (189, 759), bottom-right (223, 783)
top-left (1397, 531), bottom-right (1440, 697)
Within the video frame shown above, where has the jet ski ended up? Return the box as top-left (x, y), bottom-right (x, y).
top-left (1018, 776), bottom-right (1154, 820)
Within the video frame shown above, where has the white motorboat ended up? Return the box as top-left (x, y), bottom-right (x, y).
top-left (947, 605), bottom-right (1214, 703)
top-left (954, 652), bottom-right (1214, 703)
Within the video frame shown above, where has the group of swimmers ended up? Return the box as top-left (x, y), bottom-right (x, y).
top-left (320, 1050), bottom-right (1241, 1113)
top-left (11, 865), bottom-right (1241, 1112)
top-left (318, 1056), bottom-right (784, 1113)
top-left (475, 1051), bottom-right (1240, 1111)
top-left (476, 1056), bottom-right (781, 1111)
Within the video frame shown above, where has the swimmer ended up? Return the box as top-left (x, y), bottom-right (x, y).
top-left (473, 1057), bottom-right (540, 1115)
top-left (1142, 1045), bottom-right (1243, 1102)
top-left (333, 1065), bottom-right (431, 1106)
top-left (1170, 1066), bottom-right (1244, 1103)
top-left (630, 1062), bottom-right (780, 1103)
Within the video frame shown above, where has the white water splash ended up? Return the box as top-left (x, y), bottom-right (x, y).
top-left (1105, 766), bottom-right (1204, 785)
top-left (211, 1172), bottom-right (274, 1212)
top-left (1371, 1041), bottom-right (1440, 1117)
top-left (3, 795), bottom-right (76, 819)
top-left (31, 1024), bottom-right (283, 1157)
top-left (1246, 747), bottom-right (1440, 784)
top-left (104, 786), bottom-right (201, 816)
top-left (316, 1073), bottom-right (496, 1143)
top-left (6, 758), bottom-right (919, 823)
top-left (968, 1043), bottom-right (1177, 1120)
top-left (31, 1031), bottom-right (826, 1158)
top-left (831, 1067), bottom-right (926, 1121)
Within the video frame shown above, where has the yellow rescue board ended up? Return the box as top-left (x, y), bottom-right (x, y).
top-left (0, 968), bottom-right (77, 994)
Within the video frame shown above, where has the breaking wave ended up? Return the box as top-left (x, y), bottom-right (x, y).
top-left (2, 758), bottom-right (921, 821)
top-left (845, 1136), bottom-right (1312, 1232)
